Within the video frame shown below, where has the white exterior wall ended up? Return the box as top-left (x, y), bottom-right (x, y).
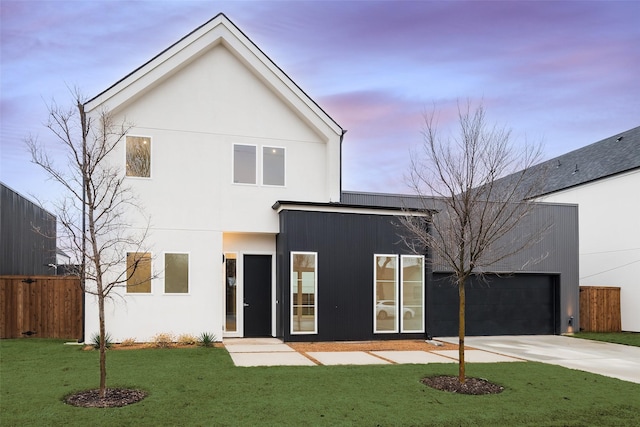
top-left (83, 18), bottom-right (342, 343)
top-left (540, 169), bottom-right (640, 332)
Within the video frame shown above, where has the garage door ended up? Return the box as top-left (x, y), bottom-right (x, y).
top-left (428, 274), bottom-right (559, 336)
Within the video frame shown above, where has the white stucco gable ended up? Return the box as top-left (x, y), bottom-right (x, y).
top-left (86, 13), bottom-right (343, 203)
top-left (86, 13), bottom-right (341, 137)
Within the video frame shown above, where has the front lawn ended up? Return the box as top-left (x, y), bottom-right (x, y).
top-left (572, 331), bottom-right (640, 347)
top-left (1, 339), bottom-right (638, 426)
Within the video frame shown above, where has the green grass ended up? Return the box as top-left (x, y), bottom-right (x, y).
top-left (1, 339), bottom-right (639, 426)
top-left (572, 331), bottom-right (640, 347)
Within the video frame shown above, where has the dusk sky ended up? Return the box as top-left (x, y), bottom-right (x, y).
top-left (1, 1), bottom-right (639, 210)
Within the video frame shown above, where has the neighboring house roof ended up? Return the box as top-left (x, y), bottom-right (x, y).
top-left (513, 125), bottom-right (640, 198)
top-left (85, 13), bottom-right (342, 138)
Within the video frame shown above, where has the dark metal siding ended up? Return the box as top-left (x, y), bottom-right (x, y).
top-left (431, 203), bottom-right (579, 334)
top-left (276, 201), bottom-right (578, 340)
top-left (278, 210), bottom-right (424, 342)
top-left (0, 184), bottom-right (57, 275)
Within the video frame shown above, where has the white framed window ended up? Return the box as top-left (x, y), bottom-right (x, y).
top-left (126, 135), bottom-right (151, 178)
top-left (126, 252), bottom-right (152, 293)
top-left (291, 252), bottom-right (317, 334)
top-left (374, 254), bottom-right (425, 333)
top-left (400, 255), bottom-right (425, 333)
top-left (164, 253), bottom-right (189, 294)
top-left (233, 144), bottom-right (257, 184)
top-left (262, 146), bottom-right (285, 186)
top-left (374, 254), bottom-right (398, 333)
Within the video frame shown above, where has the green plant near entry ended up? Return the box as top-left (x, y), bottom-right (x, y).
top-left (151, 333), bottom-right (174, 348)
top-left (176, 334), bottom-right (198, 346)
top-left (1, 339), bottom-right (639, 426)
top-left (572, 332), bottom-right (640, 347)
top-left (90, 332), bottom-right (112, 349)
top-left (198, 332), bottom-right (216, 347)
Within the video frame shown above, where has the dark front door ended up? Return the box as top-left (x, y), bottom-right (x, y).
top-left (243, 255), bottom-right (272, 337)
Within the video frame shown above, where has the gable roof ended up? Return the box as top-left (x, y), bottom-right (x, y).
top-left (85, 13), bottom-right (342, 138)
top-left (530, 125), bottom-right (640, 197)
top-left (491, 125), bottom-right (640, 199)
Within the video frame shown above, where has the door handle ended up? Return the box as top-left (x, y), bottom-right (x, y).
top-left (243, 303), bottom-right (250, 307)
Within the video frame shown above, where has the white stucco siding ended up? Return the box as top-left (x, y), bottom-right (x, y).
top-left (540, 169), bottom-right (640, 331)
top-left (109, 43), bottom-right (334, 233)
top-left (83, 17), bottom-right (343, 342)
top-left (84, 229), bottom-right (224, 343)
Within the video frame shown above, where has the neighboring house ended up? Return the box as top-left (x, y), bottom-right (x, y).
top-left (83, 13), bottom-right (578, 343)
top-left (0, 182), bottom-right (57, 275)
top-left (514, 127), bottom-right (639, 332)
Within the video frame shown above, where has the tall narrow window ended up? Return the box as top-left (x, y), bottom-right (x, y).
top-left (126, 136), bottom-right (151, 177)
top-left (374, 255), bottom-right (398, 333)
top-left (126, 252), bottom-right (151, 293)
top-left (164, 253), bottom-right (189, 293)
top-left (225, 253), bottom-right (237, 332)
top-left (233, 144), bottom-right (256, 184)
top-left (291, 252), bottom-right (317, 334)
top-left (263, 146), bottom-right (285, 186)
top-left (401, 255), bottom-right (424, 332)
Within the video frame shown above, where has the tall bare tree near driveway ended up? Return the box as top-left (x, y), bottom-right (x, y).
top-left (26, 90), bottom-right (151, 400)
top-left (400, 102), bottom-right (549, 383)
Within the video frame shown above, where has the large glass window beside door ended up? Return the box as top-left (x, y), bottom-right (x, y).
top-left (225, 253), bottom-right (237, 332)
top-left (401, 255), bottom-right (424, 332)
top-left (374, 255), bottom-right (398, 332)
top-left (291, 252), bottom-right (317, 334)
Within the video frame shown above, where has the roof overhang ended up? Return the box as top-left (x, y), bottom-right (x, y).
top-left (272, 200), bottom-right (432, 217)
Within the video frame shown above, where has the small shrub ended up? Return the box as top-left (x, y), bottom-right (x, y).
top-left (120, 337), bottom-right (137, 347)
top-left (177, 334), bottom-right (198, 345)
top-left (90, 332), bottom-right (112, 349)
top-left (152, 332), bottom-right (174, 348)
top-left (198, 332), bottom-right (217, 347)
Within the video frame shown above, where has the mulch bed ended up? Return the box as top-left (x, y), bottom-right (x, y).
top-left (421, 375), bottom-right (504, 395)
top-left (64, 388), bottom-right (147, 408)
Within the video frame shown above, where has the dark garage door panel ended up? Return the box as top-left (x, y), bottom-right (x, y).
top-left (429, 274), bottom-right (557, 336)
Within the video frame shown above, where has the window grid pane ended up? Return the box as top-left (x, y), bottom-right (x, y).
top-left (263, 146), bottom-right (285, 186)
top-left (401, 255), bottom-right (424, 332)
top-left (233, 144), bottom-right (256, 184)
top-left (126, 136), bottom-right (151, 177)
top-left (291, 252), bottom-right (317, 334)
top-left (127, 252), bottom-right (151, 293)
top-left (165, 253), bottom-right (189, 293)
top-left (374, 255), bottom-right (398, 333)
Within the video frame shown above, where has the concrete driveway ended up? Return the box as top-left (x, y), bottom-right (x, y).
top-left (440, 335), bottom-right (640, 384)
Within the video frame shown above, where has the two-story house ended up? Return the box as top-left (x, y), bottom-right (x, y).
top-left (83, 13), bottom-right (579, 343)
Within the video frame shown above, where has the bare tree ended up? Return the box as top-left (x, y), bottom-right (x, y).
top-left (400, 102), bottom-right (548, 383)
top-left (26, 91), bottom-right (151, 399)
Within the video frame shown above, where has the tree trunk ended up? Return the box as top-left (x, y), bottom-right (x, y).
top-left (458, 278), bottom-right (466, 383)
top-left (98, 293), bottom-right (107, 398)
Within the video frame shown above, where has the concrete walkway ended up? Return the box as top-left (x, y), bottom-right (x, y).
top-left (439, 335), bottom-right (640, 384)
top-left (223, 338), bottom-right (522, 367)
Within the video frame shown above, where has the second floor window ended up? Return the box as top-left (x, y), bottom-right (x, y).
top-left (233, 144), bottom-right (256, 184)
top-left (126, 136), bottom-right (151, 178)
top-left (233, 144), bottom-right (285, 186)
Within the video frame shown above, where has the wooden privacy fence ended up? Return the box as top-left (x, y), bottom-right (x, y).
top-left (0, 275), bottom-right (83, 339)
top-left (579, 286), bottom-right (621, 332)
